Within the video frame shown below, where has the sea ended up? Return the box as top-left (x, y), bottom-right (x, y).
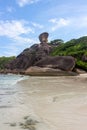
top-left (0, 74), bottom-right (28, 108)
top-left (0, 74), bottom-right (27, 87)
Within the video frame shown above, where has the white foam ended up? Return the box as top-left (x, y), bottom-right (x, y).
top-left (0, 74), bottom-right (29, 87)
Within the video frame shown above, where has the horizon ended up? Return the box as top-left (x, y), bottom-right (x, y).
top-left (0, 0), bottom-right (87, 56)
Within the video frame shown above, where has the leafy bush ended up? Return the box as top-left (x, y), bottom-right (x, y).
top-left (76, 60), bottom-right (87, 70)
top-left (51, 36), bottom-right (87, 70)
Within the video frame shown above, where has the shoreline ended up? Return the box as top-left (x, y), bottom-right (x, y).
top-left (0, 74), bottom-right (87, 130)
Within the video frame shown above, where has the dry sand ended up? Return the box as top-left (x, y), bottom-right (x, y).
top-left (0, 74), bottom-right (87, 130)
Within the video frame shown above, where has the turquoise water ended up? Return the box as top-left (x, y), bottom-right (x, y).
top-left (0, 74), bottom-right (28, 108)
top-left (0, 74), bottom-right (26, 87)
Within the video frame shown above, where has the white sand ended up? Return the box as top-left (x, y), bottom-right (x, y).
top-left (0, 75), bottom-right (87, 130)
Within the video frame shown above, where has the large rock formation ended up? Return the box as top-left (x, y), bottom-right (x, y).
top-left (34, 56), bottom-right (76, 71)
top-left (6, 32), bottom-right (77, 75)
top-left (6, 32), bottom-right (52, 70)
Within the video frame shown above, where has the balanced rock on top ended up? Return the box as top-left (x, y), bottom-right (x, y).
top-left (39, 32), bottom-right (49, 44)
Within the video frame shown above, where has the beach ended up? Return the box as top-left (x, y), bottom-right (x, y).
top-left (0, 74), bottom-right (87, 130)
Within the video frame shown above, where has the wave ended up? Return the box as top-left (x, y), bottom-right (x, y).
top-left (0, 74), bottom-right (29, 88)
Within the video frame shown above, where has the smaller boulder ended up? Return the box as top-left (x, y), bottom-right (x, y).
top-left (25, 66), bottom-right (78, 76)
top-left (34, 56), bottom-right (76, 71)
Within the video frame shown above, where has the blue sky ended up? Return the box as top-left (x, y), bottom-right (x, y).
top-left (0, 0), bottom-right (87, 56)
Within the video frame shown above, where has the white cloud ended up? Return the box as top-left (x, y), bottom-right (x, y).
top-left (14, 36), bottom-right (35, 45)
top-left (6, 6), bottom-right (15, 13)
top-left (0, 36), bottom-right (35, 56)
top-left (31, 22), bottom-right (44, 29)
top-left (17, 0), bottom-right (40, 7)
top-left (0, 19), bottom-right (44, 55)
top-left (72, 16), bottom-right (87, 28)
top-left (49, 16), bottom-right (87, 32)
top-left (0, 20), bottom-right (36, 56)
top-left (49, 18), bottom-right (57, 23)
top-left (0, 20), bottom-right (34, 38)
top-left (49, 18), bottom-right (70, 31)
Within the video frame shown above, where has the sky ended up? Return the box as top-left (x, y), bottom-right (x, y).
top-left (0, 0), bottom-right (87, 56)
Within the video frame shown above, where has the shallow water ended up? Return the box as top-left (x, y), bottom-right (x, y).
top-left (0, 74), bottom-right (87, 130)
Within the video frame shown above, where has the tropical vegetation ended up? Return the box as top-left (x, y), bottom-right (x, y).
top-left (0, 56), bottom-right (15, 70)
top-left (50, 36), bottom-right (87, 70)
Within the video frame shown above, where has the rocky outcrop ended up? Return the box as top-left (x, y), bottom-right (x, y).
top-left (34, 56), bottom-right (76, 71)
top-left (25, 66), bottom-right (78, 76)
top-left (5, 32), bottom-right (78, 76)
top-left (7, 45), bottom-right (37, 70)
top-left (6, 32), bottom-right (52, 70)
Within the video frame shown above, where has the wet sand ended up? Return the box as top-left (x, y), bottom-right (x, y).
top-left (0, 74), bottom-right (87, 130)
